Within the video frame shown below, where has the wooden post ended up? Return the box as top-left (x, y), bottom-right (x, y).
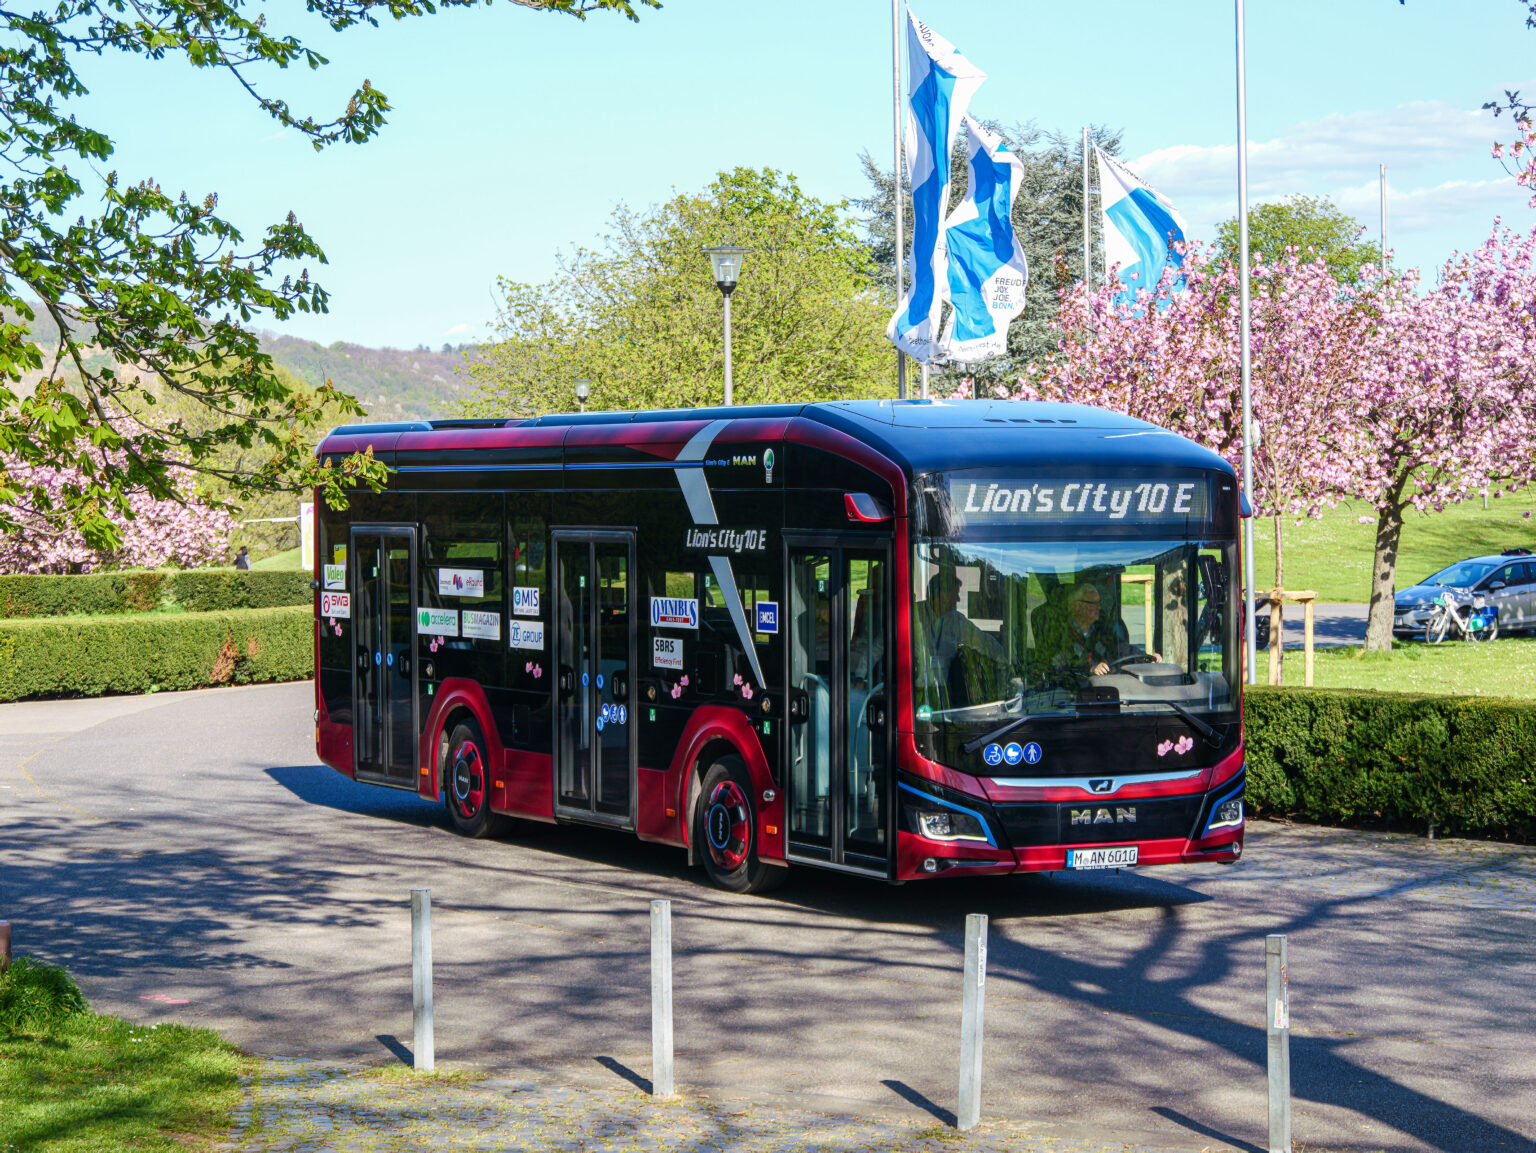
top-left (1267, 592), bottom-right (1283, 686)
top-left (1302, 597), bottom-right (1315, 687)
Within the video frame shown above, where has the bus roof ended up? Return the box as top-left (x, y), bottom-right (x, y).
top-left (318, 399), bottom-right (1234, 478)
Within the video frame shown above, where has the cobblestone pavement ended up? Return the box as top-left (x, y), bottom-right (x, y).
top-left (226, 1059), bottom-right (1221, 1153)
top-left (1178, 823), bottom-right (1536, 912)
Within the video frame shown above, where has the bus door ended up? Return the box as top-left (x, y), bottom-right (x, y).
top-left (785, 542), bottom-right (893, 876)
top-left (352, 527), bottom-right (418, 787)
top-left (552, 531), bottom-right (636, 827)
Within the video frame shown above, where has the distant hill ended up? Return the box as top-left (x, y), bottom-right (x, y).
top-left (5, 302), bottom-right (492, 421)
top-left (258, 333), bottom-right (486, 421)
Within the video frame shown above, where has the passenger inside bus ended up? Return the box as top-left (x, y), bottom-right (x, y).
top-left (916, 569), bottom-right (1004, 706)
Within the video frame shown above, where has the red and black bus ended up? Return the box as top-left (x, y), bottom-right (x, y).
top-left (313, 400), bottom-right (1245, 892)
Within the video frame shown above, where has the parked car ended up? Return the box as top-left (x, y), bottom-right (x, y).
top-left (1393, 549), bottom-right (1535, 639)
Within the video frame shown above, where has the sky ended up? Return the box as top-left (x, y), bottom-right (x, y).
top-left (70, 0), bottom-right (1536, 350)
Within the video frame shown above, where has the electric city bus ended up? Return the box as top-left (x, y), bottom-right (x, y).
top-left (312, 400), bottom-right (1246, 892)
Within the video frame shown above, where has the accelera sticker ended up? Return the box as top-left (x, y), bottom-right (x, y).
top-left (508, 620), bottom-right (545, 650)
top-left (650, 596), bottom-right (699, 629)
top-left (323, 564), bottom-right (346, 590)
top-left (437, 568), bottom-right (485, 597)
top-left (462, 610), bottom-right (500, 640)
top-left (417, 607), bottom-right (459, 636)
top-left (653, 634), bottom-right (684, 670)
top-left (512, 586), bottom-right (541, 616)
top-left (319, 591), bottom-right (351, 619)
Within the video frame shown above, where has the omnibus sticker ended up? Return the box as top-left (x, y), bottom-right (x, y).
top-left (651, 597), bottom-right (699, 629)
top-left (323, 564), bottom-right (346, 590)
top-left (437, 568), bottom-right (485, 597)
top-left (509, 620), bottom-right (545, 650)
top-left (754, 601), bottom-right (779, 634)
top-left (418, 607), bottom-right (459, 636)
top-left (653, 635), bottom-right (684, 670)
top-left (463, 610), bottom-right (501, 641)
top-left (320, 591), bottom-right (351, 619)
top-left (512, 586), bottom-right (541, 615)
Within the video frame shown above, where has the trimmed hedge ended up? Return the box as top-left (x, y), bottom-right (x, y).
top-left (0, 606), bottom-right (313, 701)
top-left (1245, 686), bottom-right (1536, 842)
top-left (0, 569), bottom-right (311, 618)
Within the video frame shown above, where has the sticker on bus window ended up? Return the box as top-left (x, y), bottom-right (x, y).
top-left (462, 610), bottom-right (501, 641)
top-left (319, 591), bottom-right (351, 619)
top-left (755, 601), bottom-right (779, 634)
top-left (650, 596), bottom-right (699, 629)
top-left (323, 564), bottom-right (346, 590)
top-left (417, 607), bottom-right (459, 636)
top-left (653, 635), bottom-right (684, 670)
top-left (512, 586), bottom-right (541, 616)
top-left (509, 620), bottom-right (545, 650)
top-left (437, 568), bottom-right (485, 597)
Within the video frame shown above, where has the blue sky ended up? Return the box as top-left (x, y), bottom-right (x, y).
top-left (74, 0), bottom-right (1536, 349)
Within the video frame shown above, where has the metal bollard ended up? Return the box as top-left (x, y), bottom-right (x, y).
top-left (957, 913), bottom-right (988, 1130)
top-left (0, 921), bottom-right (11, 973)
top-left (412, 889), bottom-right (434, 1073)
top-left (650, 900), bottom-right (674, 1097)
top-left (1266, 934), bottom-right (1291, 1152)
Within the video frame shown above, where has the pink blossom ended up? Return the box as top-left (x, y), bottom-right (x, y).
top-left (679, 675), bottom-right (689, 687)
top-left (1156, 740), bottom-right (1174, 757)
top-left (670, 683), bottom-right (683, 699)
top-left (741, 684), bottom-right (754, 700)
top-left (1175, 735), bottom-right (1195, 755)
top-left (732, 673), bottom-right (743, 686)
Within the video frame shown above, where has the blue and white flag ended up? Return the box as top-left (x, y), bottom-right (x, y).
top-left (887, 10), bottom-right (986, 365)
top-left (938, 117), bottom-right (1028, 364)
top-left (1096, 148), bottom-right (1189, 305)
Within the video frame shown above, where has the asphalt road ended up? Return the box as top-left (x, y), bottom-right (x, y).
top-left (3, 682), bottom-right (1534, 1153)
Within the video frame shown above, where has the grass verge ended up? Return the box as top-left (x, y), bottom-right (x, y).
top-left (0, 956), bottom-right (244, 1153)
top-left (1272, 636), bottom-right (1536, 698)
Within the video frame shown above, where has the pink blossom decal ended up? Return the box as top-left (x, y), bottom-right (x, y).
top-left (531, 664), bottom-right (543, 679)
top-left (679, 675), bottom-right (689, 687)
top-left (1156, 740), bottom-right (1174, 758)
top-left (525, 661), bottom-right (533, 674)
top-left (670, 682), bottom-right (683, 700)
top-left (1175, 735), bottom-right (1195, 755)
top-left (732, 674), bottom-right (743, 686)
top-left (740, 683), bottom-right (754, 700)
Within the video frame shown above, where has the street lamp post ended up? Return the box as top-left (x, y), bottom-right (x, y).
top-left (703, 245), bottom-right (748, 406)
top-left (575, 378), bottom-right (590, 413)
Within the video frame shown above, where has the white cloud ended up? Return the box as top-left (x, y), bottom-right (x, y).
top-left (444, 322), bottom-right (474, 336)
top-left (1123, 100), bottom-right (1534, 254)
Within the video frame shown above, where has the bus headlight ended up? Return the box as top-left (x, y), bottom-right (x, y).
top-left (914, 808), bottom-right (989, 843)
top-left (1208, 798), bottom-right (1243, 830)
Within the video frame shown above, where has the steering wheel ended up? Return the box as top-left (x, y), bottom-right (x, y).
top-left (1105, 653), bottom-right (1155, 672)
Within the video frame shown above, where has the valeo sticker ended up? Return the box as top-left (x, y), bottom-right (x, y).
top-left (323, 564), bottom-right (346, 590)
top-left (417, 607), bottom-right (459, 636)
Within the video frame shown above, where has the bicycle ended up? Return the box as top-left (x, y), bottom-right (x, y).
top-left (1423, 587), bottom-right (1500, 644)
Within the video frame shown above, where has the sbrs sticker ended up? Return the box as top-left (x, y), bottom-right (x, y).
top-left (653, 635), bottom-right (684, 670)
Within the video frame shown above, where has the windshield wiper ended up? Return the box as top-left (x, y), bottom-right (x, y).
top-left (1120, 698), bottom-right (1221, 744)
top-left (960, 708), bottom-right (1078, 755)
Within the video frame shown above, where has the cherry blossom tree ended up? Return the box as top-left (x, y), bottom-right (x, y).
top-left (0, 457), bottom-right (235, 574)
top-left (1015, 227), bottom-right (1536, 652)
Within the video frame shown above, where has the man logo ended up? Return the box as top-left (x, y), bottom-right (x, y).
top-left (1069, 807), bottom-right (1136, 825)
top-left (1089, 778), bottom-right (1114, 793)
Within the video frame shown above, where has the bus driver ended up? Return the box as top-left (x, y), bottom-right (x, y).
top-left (1040, 582), bottom-right (1160, 677)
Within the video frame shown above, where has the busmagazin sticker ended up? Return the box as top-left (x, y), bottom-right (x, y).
top-left (437, 568), bottom-right (485, 598)
top-left (319, 591), bottom-right (351, 619)
top-left (417, 607), bottom-right (459, 636)
top-left (508, 619), bottom-right (545, 650)
top-left (462, 610), bottom-right (501, 641)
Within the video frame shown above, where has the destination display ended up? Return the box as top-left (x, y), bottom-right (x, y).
top-left (949, 477), bottom-right (1208, 525)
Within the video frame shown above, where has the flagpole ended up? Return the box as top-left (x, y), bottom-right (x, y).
top-left (1235, 0), bottom-right (1257, 686)
top-left (892, 0), bottom-right (907, 399)
top-left (1082, 126), bottom-right (1092, 285)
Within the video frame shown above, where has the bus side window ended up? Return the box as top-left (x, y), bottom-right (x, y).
top-left (508, 515), bottom-right (548, 688)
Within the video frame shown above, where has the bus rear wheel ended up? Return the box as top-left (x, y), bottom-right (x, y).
top-left (445, 719), bottom-right (505, 839)
top-left (696, 757), bottom-right (785, 894)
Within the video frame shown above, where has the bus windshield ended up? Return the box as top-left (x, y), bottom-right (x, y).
top-left (911, 537), bottom-right (1239, 761)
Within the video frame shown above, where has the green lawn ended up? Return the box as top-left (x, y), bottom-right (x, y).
top-left (0, 958), bottom-right (244, 1152)
top-left (1250, 492), bottom-right (1536, 602)
top-left (252, 546), bottom-right (302, 570)
top-left (1278, 636), bottom-right (1536, 698)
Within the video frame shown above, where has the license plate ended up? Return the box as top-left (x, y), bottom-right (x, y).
top-left (1066, 846), bottom-right (1138, 869)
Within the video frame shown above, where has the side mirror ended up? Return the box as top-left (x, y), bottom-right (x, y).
top-left (1489, 581), bottom-right (1507, 591)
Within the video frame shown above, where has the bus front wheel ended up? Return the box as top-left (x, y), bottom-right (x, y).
top-left (444, 719), bottom-right (505, 839)
top-left (696, 756), bottom-right (785, 894)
